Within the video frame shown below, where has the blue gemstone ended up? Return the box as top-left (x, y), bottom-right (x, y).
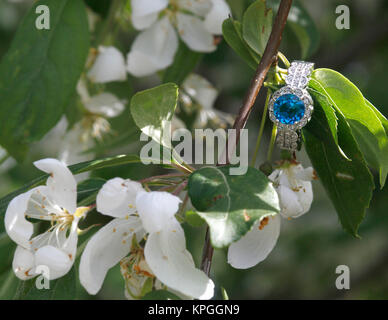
top-left (273, 94), bottom-right (305, 124)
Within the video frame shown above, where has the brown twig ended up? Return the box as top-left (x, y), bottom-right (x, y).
top-left (200, 0), bottom-right (293, 276)
top-left (172, 180), bottom-right (188, 196)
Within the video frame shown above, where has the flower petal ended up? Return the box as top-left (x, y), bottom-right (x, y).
top-left (204, 0), bottom-right (231, 34)
top-left (26, 186), bottom-right (63, 221)
top-left (278, 183), bottom-right (313, 219)
top-left (182, 74), bottom-right (218, 110)
top-left (97, 178), bottom-right (144, 218)
top-left (5, 189), bottom-right (34, 248)
top-left (62, 217), bottom-right (80, 258)
top-left (84, 92), bottom-right (126, 118)
top-left (227, 214), bottom-right (281, 269)
top-left (76, 79), bottom-right (90, 103)
top-left (136, 191), bottom-right (181, 234)
top-left (176, 13), bottom-right (216, 52)
top-left (87, 46), bottom-right (127, 83)
top-left (34, 245), bottom-right (73, 280)
top-left (294, 166), bottom-right (315, 181)
top-left (132, 12), bottom-right (159, 30)
top-left (127, 17), bottom-right (178, 77)
top-left (177, 0), bottom-right (212, 16)
top-left (33, 158), bottom-right (77, 214)
top-left (30, 217), bottom-right (79, 261)
top-left (79, 217), bottom-right (144, 295)
top-left (12, 246), bottom-right (35, 280)
top-left (269, 163), bottom-right (314, 219)
top-left (145, 219), bottom-right (214, 299)
top-left (131, 0), bottom-right (168, 19)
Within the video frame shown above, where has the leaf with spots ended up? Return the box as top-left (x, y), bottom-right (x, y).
top-left (303, 111), bottom-right (374, 237)
top-left (222, 18), bottom-right (260, 70)
top-left (188, 166), bottom-right (280, 248)
top-left (242, 0), bottom-right (273, 56)
top-left (267, 0), bottom-right (320, 58)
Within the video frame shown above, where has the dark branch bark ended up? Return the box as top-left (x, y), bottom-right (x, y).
top-left (200, 0), bottom-right (294, 276)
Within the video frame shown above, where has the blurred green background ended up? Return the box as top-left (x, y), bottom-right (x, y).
top-left (0, 0), bottom-right (387, 299)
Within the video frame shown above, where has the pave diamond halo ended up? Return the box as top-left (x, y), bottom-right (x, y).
top-left (268, 61), bottom-right (314, 151)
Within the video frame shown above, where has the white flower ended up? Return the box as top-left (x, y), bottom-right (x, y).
top-left (56, 80), bottom-right (127, 168)
top-left (53, 81), bottom-right (126, 173)
top-left (84, 92), bottom-right (126, 118)
top-left (182, 74), bottom-right (234, 128)
top-left (59, 121), bottom-right (95, 166)
top-left (5, 159), bottom-right (90, 280)
top-left (87, 46), bottom-right (127, 83)
top-left (127, 0), bottom-right (231, 77)
top-left (77, 78), bottom-right (126, 119)
top-left (80, 178), bottom-right (214, 299)
top-left (227, 162), bottom-right (314, 269)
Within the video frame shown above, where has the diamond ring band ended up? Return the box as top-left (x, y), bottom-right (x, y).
top-left (268, 61), bottom-right (314, 152)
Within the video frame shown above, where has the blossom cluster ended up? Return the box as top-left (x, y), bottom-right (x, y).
top-left (28, 0), bottom-right (232, 172)
top-left (4, 158), bottom-right (314, 299)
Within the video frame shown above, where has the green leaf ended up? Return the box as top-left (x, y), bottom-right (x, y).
top-left (365, 99), bottom-right (388, 134)
top-left (311, 68), bottom-right (388, 187)
top-left (242, 0), bottom-right (273, 56)
top-left (0, 0), bottom-right (90, 161)
top-left (185, 210), bottom-right (206, 227)
top-left (303, 112), bottom-right (374, 237)
top-left (188, 166), bottom-right (280, 248)
top-left (142, 290), bottom-right (181, 300)
top-left (0, 233), bottom-right (15, 275)
top-left (162, 41), bottom-right (202, 85)
top-left (140, 277), bottom-right (154, 297)
top-left (222, 18), bottom-right (260, 70)
top-left (0, 270), bottom-right (19, 300)
top-left (0, 154), bottom-right (144, 220)
top-left (13, 267), bottom-right (77, 300)
top-left (305, 87), bottom-right (338, 146)
top-left (130, 83), bottom-right (179, 149)
top-left (221, 287), bottom-right (229, 300)
top-left (268, 0), bottom-right (319, 58)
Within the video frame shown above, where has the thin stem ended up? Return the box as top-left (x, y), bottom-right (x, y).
top-left (267, 124), bottom-right (278, 162)
top-left (250, 89), bottom-right (272, 167)
top-left (139, 172), bottom-right (186, 184)
top-left (224, 0), bottom-right (293, 161)
top-left (172, 180), bottom-right (188, 196)
top-left (172, 149), bottom-right (195, 173)
top-left (178, 193), bottom-right (189, 217)
top-left (200, 0), bottom-right (293, 276)
top-left (277, 51), bottom-right (290, 68)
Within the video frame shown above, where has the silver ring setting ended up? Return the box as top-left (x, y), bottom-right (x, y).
top-left (268, 61), bottom-right (314, 151)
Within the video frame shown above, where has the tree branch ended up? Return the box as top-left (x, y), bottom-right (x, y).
top-left (200, 0), bottom-right (293, 276)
